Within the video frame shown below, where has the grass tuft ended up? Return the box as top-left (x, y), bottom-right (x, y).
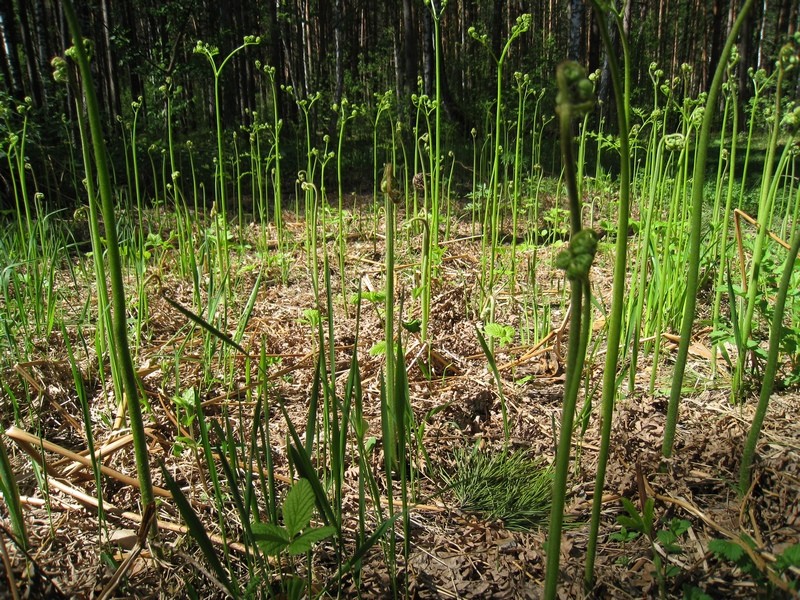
top-left (441, 446), bottom-right (552, 531)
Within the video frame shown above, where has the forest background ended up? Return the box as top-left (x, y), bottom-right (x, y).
top-left (1, 0), bottom-right (798, 206)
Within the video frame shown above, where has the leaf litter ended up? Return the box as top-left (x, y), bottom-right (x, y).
top-left (0, 206), bottom-right (798, 598)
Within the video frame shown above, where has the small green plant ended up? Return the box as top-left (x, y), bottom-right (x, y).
top-left (709, 537), bottom-right (800, 595)
top-left (299, 308), bottom-right (322, 330)
top-left (440, 446), bottom-right (552, 531)
top-left (251, 478), bottom-right (336, 556)
top-left (663, 0), bottom-right (756, 455)
top-left (61, 0), bottom-right (156, 530)
top-left (469, 14), bottom-right (531, 315)
top-left (614, 497), bottom-right (692, 598)
top-left (483, 322), bottom-right (515, 346)
top-left (739, 225), bottom-right (800, 494)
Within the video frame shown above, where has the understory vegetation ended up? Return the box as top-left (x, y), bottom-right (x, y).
top-left (1, 1), bottom-right (800, 598)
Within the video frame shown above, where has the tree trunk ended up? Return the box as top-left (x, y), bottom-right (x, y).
top-left (333, 0), bottom-right (344, 105)
top-left (121, 0), bottom-right (144, 114)
top-left (100, 0), bottom-right (120, 120)
top-left (568, 0), bottom-right (584, 61)
top-left (14, 0), bottom-right (45, 106)
top-left (0, 0), bottom-right (24, 99)
top-left (422, 5), bottom-right (434, 97)
top-left (30, 0), bottom-right (51, 107)
top-left (402, 0), bottom-right (416, 99)
top-left (757, 0), bottom-right (768, 69)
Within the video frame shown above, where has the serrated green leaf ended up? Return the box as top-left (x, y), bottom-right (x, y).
top-left (642, 498), bottom-right (655, 534)
top-left (609, 525), bottom-right (640, 543)
top-left (286, 526), bottom-right (337, 555)
top-left (671, 519), bottom-right (692, 537)
top-left (708, 538), bottom-right (744, 562)
top-left (369, 340), bottom-right (387, 356)
top-left (657, 530), bottom-right (677, 544)
top-left (776, 543), bottom-right (800, 571)
top-left (657, 530), bottom-right (682, 554)
top-left (283, 479), bottom-right (315, 537)
top-left (665, 564), bottom-right (681, 578)
top-left (251, 522), bottom-right (290, 556)
top-left (683, 585), bottom-right (713, 600)
top-left (484, 323), bottom-right (505, 338)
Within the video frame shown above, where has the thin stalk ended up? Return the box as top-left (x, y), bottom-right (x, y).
top-left (738, 226), bottom-right (800, 494)
top-left (62, 0), bottom-right (156, 522)
top-left (510, 73), bottom-right (531, 296)
top-left (733, 42), bottom-right (794, 398)
top-left (382, 151), bottom-right (404, 598)
top-left (712, 60), bottom-right (740, 376)
top-left (382, 162), bottom-right (399, 472)
top-left (663, 0), bottom-right (755, 456)
top-left (426, 0), bottom-right (444, 266)
top-left (469, 15), bottom-right (531, 317)
top-left (336, 99), bottom-right (358, 312)
top-left (544, 61), bottom-right (597, 600)
top-left (584, 1), bottom-right (632, 589)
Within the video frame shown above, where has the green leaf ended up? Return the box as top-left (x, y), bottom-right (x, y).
top-left (287, 445), bottom-right (336, 527)
top-left (287, 526), bottom-right (337, 555)
top-left (657, 530), bottom-right (678, 549)
top-left (368, 340), bottom-right (387, 356)
top-left (617, 498), bottom-right (645, 533)
top-left (334, 514), bottom-right (401, 581)
top-left (609, 525), bottom-right (640, 543)
top-left (670, 518), bottom-right (691, 537)
top-left (484, 322), bottom-right (504, 338)
top-left (358, 290), bottom-right (385, 303)
top-left (665, 564), bottom-right (682, 578)
top-left (657, 528), bottom-right (683, 555)
top-left (484, 322), bottom-right (514, 344)
top-left (683, 585), bottom-right (713, 600)
top-left (616, 516), bottom-right (642, 532)
top-left (402, 319), bottom-right (422, 333)
top-left (251, 522), bottom-right (290, 556)
top-left (161, 465), bottom-right (238, 597)
top-left (775, 543), bottom-right (800, 571)
top-left (283, 577), bottom-right (306, 600)
top-left (642, 498), bottom-right (655, 535)
top-left (0, 438), bottom-right (26, 550)
top-left (283, 479), bottom-right (315, 537)
top-left (708, 538), bottom-right (745, 562)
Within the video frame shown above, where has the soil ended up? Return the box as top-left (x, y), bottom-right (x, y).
top-left (1, 201), bottom-right (798, 599)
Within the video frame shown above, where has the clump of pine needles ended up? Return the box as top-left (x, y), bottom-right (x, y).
top-left (441, 446), bottom-right (553, 531)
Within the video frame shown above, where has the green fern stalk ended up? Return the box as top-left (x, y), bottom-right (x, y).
top-left (584, 1), bottom-right (632, 588)
top-left (663, 0), bottom-right (755, 457)
top-left (62, 0), bottom-right (156, 521)
top-left (732, 37), bottom-right (795, 399)
top-left (544, 61), bottom-right (597, 600)
top-left (738, 227), bottom-right (800, 494)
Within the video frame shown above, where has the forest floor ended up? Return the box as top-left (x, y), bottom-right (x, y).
top-left (1, 199), bottom-right (799, 599)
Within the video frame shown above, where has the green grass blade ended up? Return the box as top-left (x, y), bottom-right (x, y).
top-left (162, 293), bottom-right (250, 357)
top-left (288, 442), bottom-right (336, 527)
top-left (160, 464), bottom-right (239, 598)
top-left (305, 353), bottom-right (322, 458)
top-left (233, 270), bottom-right (262, 345)
top-left (476, 326), bottom-right (509, 445)
top-left (211, 422), bottom-right (258, 557)
top-left (0, 436), bottom-right (27, 551)
top-left (332, 513), bottom-right (401, 584)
